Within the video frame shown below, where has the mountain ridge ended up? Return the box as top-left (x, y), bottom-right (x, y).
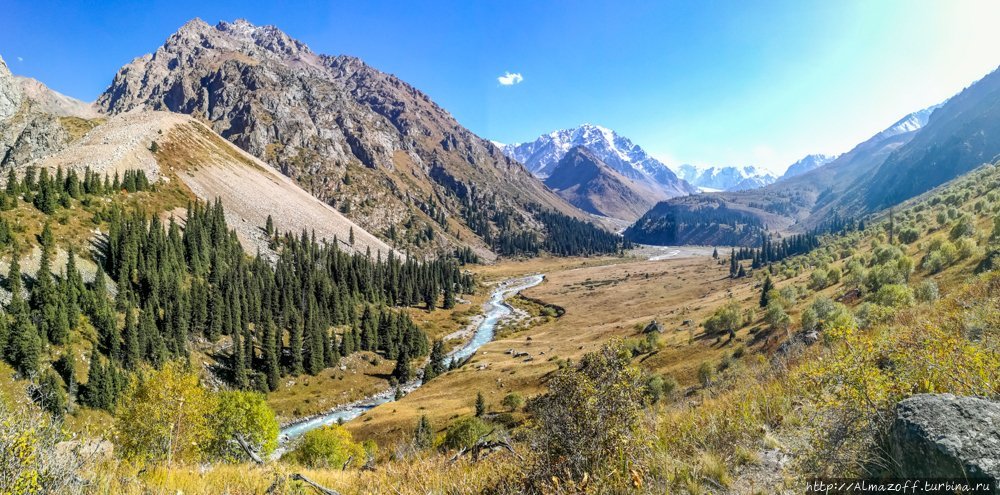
top-left (543, 145), bottom-right (669, 221)
top-left (498, 123), bottom-right (697, 197)
top-left (94, 18), bottom-right (591, 258)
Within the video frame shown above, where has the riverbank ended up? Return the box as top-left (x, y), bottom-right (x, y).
top-left (274, 274), bottom-right (545, 452)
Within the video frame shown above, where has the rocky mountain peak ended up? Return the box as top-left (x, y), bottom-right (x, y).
top-left (0, 54), bottom-right (23, 121)
top-left (95, 18), bottom-right (580, 257)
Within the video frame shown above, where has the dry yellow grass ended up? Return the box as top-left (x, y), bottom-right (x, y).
top-left (349, 251), bottom-right (764, 444)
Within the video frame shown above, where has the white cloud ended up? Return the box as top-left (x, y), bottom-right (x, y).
top-left (16, 57), bottom-right (23, 62)
top-left (497, 72), bottom-right (523, 86)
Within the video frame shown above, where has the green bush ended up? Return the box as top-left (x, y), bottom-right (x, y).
top-left (872, 284), bottom-right (914, 308)
top-left (443, 416), bottom-right (492, 450)
top-left (501, 392), bottom-right (525, 412)
top-left (704, 300), bottom-right (742, 336)
top-left (210, 390), bottom-right (279, 461)
top-left (914, 279), bottom-right (940, 302)
top-left (288, 424), bottom-right (365, 468)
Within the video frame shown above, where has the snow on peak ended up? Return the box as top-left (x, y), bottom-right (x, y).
top-left (498, 124), bottom-right (697, 197)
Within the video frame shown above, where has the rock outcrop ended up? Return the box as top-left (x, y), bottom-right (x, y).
top-left (890, 394), bottom-right (1000, 482)
top-left (0, 54), bottom-right (96, 167)
top-left (95, 18), bottom-right (584, 256)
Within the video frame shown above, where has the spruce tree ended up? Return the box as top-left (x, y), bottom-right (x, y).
top-left (413, 415), bottom-right (433, 450)
top-left (475, 391), bottom-right (486, 417)
top-left (759, 276), bottom-right (774, 308)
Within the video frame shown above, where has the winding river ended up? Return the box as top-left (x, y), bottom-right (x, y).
top-left (277, 273), bottom-right (545, 444)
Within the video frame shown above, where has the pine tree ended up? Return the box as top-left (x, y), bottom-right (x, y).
top-left (122, 305), bottom-right (141, 369)
top-left (442, 282), bottom-right (455, 310)
top-left (413, 415), bottom-right (433, 450)
top-left (475, 391), bottom-right (486, 417)
top-left (759, 276), bottom-right (773, 308)
top-left (392, 344), bottom-right (412, 383)
top-left (712, 247), bottom-right (719, 259)
top-left (729, 249), bottom-right (738, 278)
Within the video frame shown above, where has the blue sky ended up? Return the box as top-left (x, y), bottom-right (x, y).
top-left (3, 0), bottom-right (1000, 173)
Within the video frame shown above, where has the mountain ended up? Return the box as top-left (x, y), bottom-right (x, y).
top-left (779, 154), bottom-right (836, 180)
top-left (543, 146), bottom-right (668, 221)
top-left (674, 164), bottom-right (777, 191)
top-left (94, 18), bottom-right (589, 258)
top-left (0, 55), bottom-right (100, 167)
top-left (27, 110), bottom-right (394, 257)
top-left (858, 69), bottom-right (1000, 211)
top-left (625, 103), bottom-right (942, 245)
top-left (498, 124), bottom-right (697, 197)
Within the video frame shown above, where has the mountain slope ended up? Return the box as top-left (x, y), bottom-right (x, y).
top-left (499, 124), bottom-right (697, 197)
top-left (674, 164), bottom-right (777, 191)
top-left (625, 104), bottom-right (940, 245)
top-left (30, 110), bottom-right (393, 257)
top-left (94, 18), bottom-right (586, 258)
top-left (543, 146), bottom-right (667, 221)
top-left (858, 68), bottom-right (1000, 211)
top-left (778, 154), bottom-right (836, 181)
top-left (0, 54), bottom-right (101, 167)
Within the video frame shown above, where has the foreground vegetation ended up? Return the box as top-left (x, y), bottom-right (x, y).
top-left (1, 160), bottom-right (1000, 493)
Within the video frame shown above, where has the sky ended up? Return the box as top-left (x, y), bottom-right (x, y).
top-left (3, 1), bottom-right (1000, 174)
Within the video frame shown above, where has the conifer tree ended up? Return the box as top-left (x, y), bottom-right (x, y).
top-left (760, 276), bottom-right (774, 308)
top-left (475, 391), bottom-right (486, 417)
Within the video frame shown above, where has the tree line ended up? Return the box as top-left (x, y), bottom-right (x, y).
top-left (0, 173), bottom-right (475, 413)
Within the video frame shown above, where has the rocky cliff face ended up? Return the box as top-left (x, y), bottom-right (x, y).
top-left (96, 19), bottom-right (581, 256)
top-left (0, 55), bottom-right (90, 167)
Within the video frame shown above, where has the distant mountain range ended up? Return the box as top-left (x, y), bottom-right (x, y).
top-left (625, 96), bottom-right (959, 246)
top-left (673, 164), bottom-right (778, 192)
top-left (497, 124), bottom-right (698, 199)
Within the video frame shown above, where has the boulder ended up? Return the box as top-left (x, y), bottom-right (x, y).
top-left (889, 394), bottom-right (1000, 482)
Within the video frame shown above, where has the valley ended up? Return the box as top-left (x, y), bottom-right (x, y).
top-left (0, 7), bottom-right (999, 495)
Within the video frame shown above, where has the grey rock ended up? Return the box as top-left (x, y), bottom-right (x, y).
top-left (0, 54), bottom-right (86, 167)
top-left (890, 393), bottom-right (1000, 482)
top-left (95, 18), bottom-right (578, 255)
top-left (0, 55), bottom-right (22, 121)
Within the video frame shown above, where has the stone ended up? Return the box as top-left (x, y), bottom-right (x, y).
top-left (889, 393), bottom-right (1000, 482)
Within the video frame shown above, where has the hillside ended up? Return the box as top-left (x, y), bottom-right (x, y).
top-left (543, 146), bottom-right (668, 222)
top-left (94, 19), bottom-right (589, 258)
top-left (29, 110), bottom-right (394, 257)
top-left (628, 103), bottom-right (942, 245)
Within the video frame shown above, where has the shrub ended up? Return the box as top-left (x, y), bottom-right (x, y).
top-left (914, 279), bottom-right (940, 302)
top-left (501, 392), bottom-right (525, 412)
top-left (809, 269), bottom-right (829, 290)
top-left (113, 361), bottom-right (215, 464)
top-left (764, 301), bottom-right (790, 332)
top-left (898, 227), bottom-right (920, 244)
top-left (527, 340), bottom-right (650, 489)
top-left (855, 302), bottom-right (895, 329)
top-left (443, 416), bottom-right (492, 450)
top-left (872, 284), bottom-right (914, 308)
top-left (210, 390), bottom-right (279, 462)
top-left (288, 424), bottom-right (365, 468)
top-left (698, 361), bottom-right (715, 386)
top-left (0, 397), bottom-right (90, 494)
top-left (949, 214), bottom-right (977, 240)
top-left (704, 300), bottom-right (742, 336)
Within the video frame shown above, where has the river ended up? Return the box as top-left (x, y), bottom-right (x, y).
top-left (276, 273), bottom-right (545, 445)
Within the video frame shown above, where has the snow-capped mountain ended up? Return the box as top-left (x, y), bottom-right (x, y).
top-left (498, 124), bottom-right (697, 197)
top-left (673, 164), bottom-right (777, 192)
top-left (779, 154), bottom-right (837, 180)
